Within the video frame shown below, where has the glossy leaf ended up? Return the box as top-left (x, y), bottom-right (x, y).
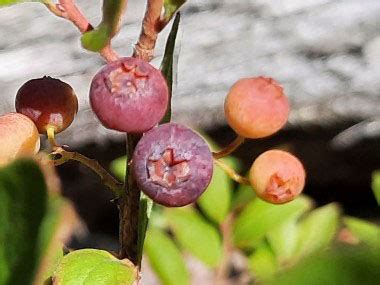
top-left (52, 249), bottom-right (137, 285)
top-left (0, 159), bottom-right (47, 285)
top-left (248, 241), bottom-right (277, 282)
top-left (81, 0), bottom-right (127, 52)
top-left (145, 228), bottom-right (189, 285)
top-left (198, 157), bottom-right (235, 224)
top-left (233, 196), bottom-right (312, 249)
top-left (344, 217), bottom-right (380, 247)
top-left (371, 170), bottom-right (380, 206)
top-left (160, 12), bottom-right (181, 123)
top-left (295, 203), bottom-right (340, 257)
top-left (163, 0), bottom-right (186, 22)
top-left (165, 208), bottom-right (222, 267)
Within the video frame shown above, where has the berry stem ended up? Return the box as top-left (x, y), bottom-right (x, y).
top-left (43, 0), bottom-right (119, 62)
top-left (215, 213), bottom-right (235, 285)
top-left (119, 134), bottom-right (142, 266)
top-left (46, 125), bottom-right (58, 148)
top-left (213, 135), bottom-right (245, 159)
top-left (51, 146), bottom-right (123, 196)
top-left (214, 158), bottom-right (250, 185)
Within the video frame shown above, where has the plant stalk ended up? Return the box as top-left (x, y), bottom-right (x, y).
top-left (119, 134), bottom-right (142, 265)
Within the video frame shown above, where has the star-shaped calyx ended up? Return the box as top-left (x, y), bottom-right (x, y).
top-left (147, 148), bottom-right (191, 188)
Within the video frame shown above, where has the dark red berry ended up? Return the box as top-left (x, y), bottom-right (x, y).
top-left (15, 76), bottom-right (78, 134)
top-left (132, 123), bottom-right (213, 207)
top-left (89, 57), bottom-right (169, 133)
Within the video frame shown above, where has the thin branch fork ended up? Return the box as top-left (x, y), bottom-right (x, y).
top-left (51, 146), bottom-right (123, 196)
top-left (44, 0), bottom-right (118, 62)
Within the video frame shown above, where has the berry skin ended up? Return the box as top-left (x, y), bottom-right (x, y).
top-left (0, 113), bottom-right (40, 166)
top-left (89, 57), bottom-right (169, 133)
top-left (15, 76), bottom-right (78, 134)
top-left (249, 150), bottom-right (305, 204)
top-left (224, 77), bottom-right (289, 139)
top-left (132, 123), bottom-right (213, 207)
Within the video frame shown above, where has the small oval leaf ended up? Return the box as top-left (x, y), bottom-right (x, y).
top-left (248, 241), bottom-right (277, 282)
top-left (0, 159), bottom-right (47, 285)
top-left (144, 228), bottom-right (189, 285)
top-left (233, 196), bottom-right (312, 249)
top-left (52, 249), bottom-right (137, 285)
top-left (267, 219), bottom-right (299, 263)
top-left (295, 203), bottom-right (340, 257)
top-left (198, 157), bottom-right (236, 224)
top-left (344, 217), bottom-right (380, 247)
top-left (165, 208), bottom-right (222, 267)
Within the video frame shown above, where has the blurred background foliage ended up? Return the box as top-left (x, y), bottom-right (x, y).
top-left (109, 137), bottom-right (380, 284)
top-left (0, 156), bottom-right (378, 284)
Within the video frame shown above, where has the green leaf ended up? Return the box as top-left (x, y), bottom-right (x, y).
top-left (233, 196), bottom-right (312, 249)
top-left (371, 170), bottom-right (380, 206)
top-left (231, 183), bottom-right (256, 210)
top-left (165, 208), bottom-right (222, 267)
top-left (110, 155), bottom-right (127, 181)
top-left (344, 217), bottom-right (380, 247)
top-left (81, 25), bottom-right (110, 53)
top-left (163, 0), bottom-right (186, 22)
top-left (35, 196), bottom-right (77, 284)
top-left (52, 249), bottom-right (137, 285)
top-left (0, 0), bottom-right (29, 6)
top-left (248, 241), bottom-right (277, 282)
top-left (198, 157), bottom-right (235, 224)
top-left (137, 193), bottom-right (153, 265)
top-left (267, 219), bottom-right (299, 264)
top-left (295, 203), bottom-right (340, 258)
top-left (145, 228), bottom-right (189, 285)
top-left (0, 159), bottom-right (47, 285)
top-left (81, 0), bottom-right (127, 52)
top-left (269, 248), bottom-right (380, 285)
top-left (160, 12), bottom-right (181, 123)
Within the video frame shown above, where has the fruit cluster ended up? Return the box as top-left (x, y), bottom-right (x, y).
top-left (0, 56), bottom-right (305, 207)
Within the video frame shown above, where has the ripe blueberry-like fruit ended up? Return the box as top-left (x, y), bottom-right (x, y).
top-left (249, 150), bottom-right (305, 204)
top-left (224, 77), bottom-right (289, 139)
top-left (0, 113), bottom-right (40, 166)
top-left (89, 57), bottom-right (169, 133)
top-left (15, 76), bottom-right (78, 134)
top-left (132, 123), bottom-right (213, 207)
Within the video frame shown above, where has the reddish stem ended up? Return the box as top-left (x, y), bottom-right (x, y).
top-left (46, 0), bottom-right (119, 62)
top-left (133, 0), bottom-right (164, 61)
top-left (215, 213), bottom-right (235, 285)
top-left (213, 135), bottom-right (245, 159)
